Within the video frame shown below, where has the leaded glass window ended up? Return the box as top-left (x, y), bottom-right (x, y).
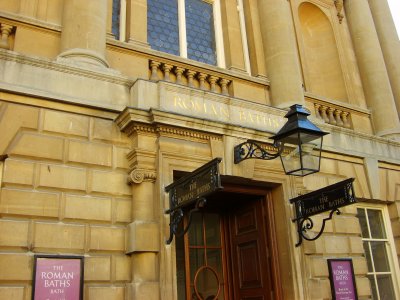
top-left (185, 0), bottom-right (216, 65)
top-left (112, 0), bottom-right (121, 39)
top-left (147, 0), bottom-right (218, 66)
top-left (147, 0), bottom-right (180, 56)
top-left (356, 207), bottom-right (399, 299)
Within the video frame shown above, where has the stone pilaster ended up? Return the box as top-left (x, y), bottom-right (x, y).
top-left (119, 120), bottom-right (160, 300)
top-left (125, 0), bottom-right (148, 47)
top-left (58, 0), bottom-right (109, 68)
top-left (257, 0), bottom-right (304, 108)
top-left (128, 168), bottom-right (157, 222)
top-left (368, 0), bottom-right (400, 118)
top-left (220, 0), bottom-right (246, 72)
top-left (126, 165), bottom-right (159, 299)
top-left (344, 0), bottom-right (400, 139)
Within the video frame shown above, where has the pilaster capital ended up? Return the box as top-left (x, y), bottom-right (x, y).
top-left (128, 168), bottom-right (157, 184)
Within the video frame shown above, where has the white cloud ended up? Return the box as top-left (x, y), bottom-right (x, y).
top-left (387, 0), bottom-right (400, 39)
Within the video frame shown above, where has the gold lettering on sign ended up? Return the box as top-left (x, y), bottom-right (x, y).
top-left (177, 182), bottom-right (212, 205)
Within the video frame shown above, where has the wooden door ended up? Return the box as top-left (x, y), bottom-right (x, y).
top-left (227, 198), bottom-right (274, 300)
top-left (176, 191), bottom-right (281, 300)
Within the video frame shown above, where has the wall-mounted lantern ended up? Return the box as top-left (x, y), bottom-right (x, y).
top-left (234, 104), bottom-right (328, 176)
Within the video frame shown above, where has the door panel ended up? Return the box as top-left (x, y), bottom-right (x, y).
top-left (228, 199), bottom-right (273, 300)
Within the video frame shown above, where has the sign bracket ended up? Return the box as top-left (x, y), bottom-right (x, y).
top-left (290, 178), bottom-right (356, 247)
top-left (293, 208), bottom-right (341, 247)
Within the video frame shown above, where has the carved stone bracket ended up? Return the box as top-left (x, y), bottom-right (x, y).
top-left (128, 168), bottom-right (157, 184)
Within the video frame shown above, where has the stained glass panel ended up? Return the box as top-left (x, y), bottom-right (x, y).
top-left (147, 0), bottom-right (180, 56)
top-left (185, 0), bottom-right (217, 65)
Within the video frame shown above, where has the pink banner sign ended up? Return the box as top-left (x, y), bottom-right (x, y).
top-left (33, 256), bottom-right (83, 300)
top-left (328, 259), bottom-right (358, 300)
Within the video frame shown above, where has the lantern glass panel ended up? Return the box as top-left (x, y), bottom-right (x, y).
top-left (279, 132), bottom-right (323, 176)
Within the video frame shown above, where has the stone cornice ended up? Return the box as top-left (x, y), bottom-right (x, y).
top-left (0, 49), bottom-right (134, 86)
top-left (0, 11), bottom-right (61, 32)
top-left (114, 107), bottom-right (154, 136)
top-left (156, 125), bottom-right (222, 142)
top-left (116, 106), bottom-right (400, 164)
top-left (116, 108), bottom-right (225, 142)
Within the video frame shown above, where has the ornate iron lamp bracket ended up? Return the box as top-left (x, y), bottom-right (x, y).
top-left (293, 208), bottom-right (341, 247)
top-left (234, 140), bottom-right (283, 164)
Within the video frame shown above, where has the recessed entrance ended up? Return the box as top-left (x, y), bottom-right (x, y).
top-left (175, 185), bottom-right (282, 300)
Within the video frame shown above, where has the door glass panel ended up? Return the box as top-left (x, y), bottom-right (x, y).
top-left (207, 248), bottom-right (223, 279)
top-left (368, 209), bottom-right (386, 239)
top-left (357, 208), bottom-right (370, 238)
top-left (206, 213), bottom-right (221, 246)
top-left (370, 241), bottom-right (390, 272)
top-left (186, 211), bottom-right (224, 299)
top-left (377, 274), bottom-right (396, 300)
top-left (189, 212), bottom-right (204, 246)
top-left (190, 248), bottom-right (205, 280)
top-left (176, 226), bottom-right (186, 300)
top-left (194, 266), bottom-right (220, 299)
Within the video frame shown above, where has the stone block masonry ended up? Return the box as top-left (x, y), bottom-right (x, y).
top-left (0, 101), bottom-right (132, 300)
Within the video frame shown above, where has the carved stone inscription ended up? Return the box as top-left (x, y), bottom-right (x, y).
top-left (160, 85), bottom-right (285, 133)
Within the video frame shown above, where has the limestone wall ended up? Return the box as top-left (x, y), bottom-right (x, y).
top-left (0, 100), bottom-right (132, 300)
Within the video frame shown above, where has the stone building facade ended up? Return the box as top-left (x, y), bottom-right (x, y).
top-left (0, 0), bottom-right (400, 299)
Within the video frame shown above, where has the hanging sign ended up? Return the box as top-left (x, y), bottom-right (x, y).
top-left (328, 259), bottom-right (358, 300)
top-left (165, 157), bottom-right (223, 210)
top-left (290, 178), bottom-right (356, 219)
top-left (290, 178), bottom-right (356, 246)
top-left (165, 158), bottom-right (223, 244)
top-left (32, 255), bottom-right (84, 300)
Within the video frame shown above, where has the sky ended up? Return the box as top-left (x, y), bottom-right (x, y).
top-left (388, 0), bottom-right (400, 39)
